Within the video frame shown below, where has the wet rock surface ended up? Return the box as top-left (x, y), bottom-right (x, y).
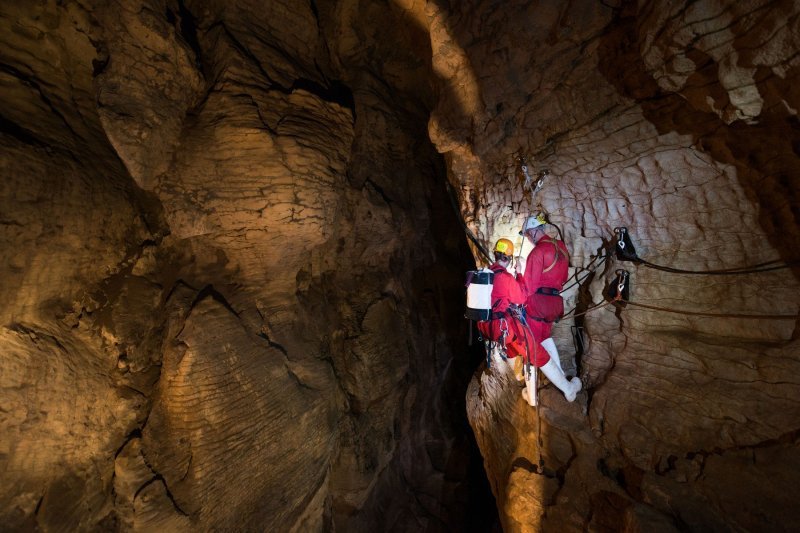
top-left (2, 0), bottom-right (799, 531)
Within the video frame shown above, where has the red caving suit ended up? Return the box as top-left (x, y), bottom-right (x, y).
top-left (478, 262), bottom-right (549, 365)
top-left (519, 234), bottom-right (570, 346)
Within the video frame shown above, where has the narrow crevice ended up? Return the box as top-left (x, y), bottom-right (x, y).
top-left (134, 475), bottom-right (189, 516)
top-left (164, 279), bottom-right (199, 306)
top-left (180, 453), bottom-right (193, 482)
top-left (0, 113), bottom-right (47, 147)
top-left (176, 0), bottom-right (204, 72)
top-left (552, 439), bottom-right (579, 498)
top-left (114, 428), bottom-right (144, 460)
top-left (258, 331), bottom-right (288, 355)
top-left (308, 0), bottom-right (320, 23)
top-left (364, 177), bottom-right (392, 205)
top-left (284, 364), bottom-right (317, 391)
top-left (254, 307), bottom-right (289, 355)
top-left (0, 63), bottom-right (81, 141)
top-left (191, 284), bottom-right (240, 318)
top-left (680, 426), bottom-right (800, 464)
top-left (33, 493), bottom-right (44, 521)
top-left (291, 78), bottom-right (356, 121)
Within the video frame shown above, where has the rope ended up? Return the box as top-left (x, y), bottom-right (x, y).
top-left (615, 228), bottom-right (800, 275)
top-left (624, 301), bottom-right (800, 320)
top-left (511, 307), bottom-right (544, 469)
top-left (560, 253), bottom-right (610, 294)
top-left (445, 180), bottom-right (493, 263)
top-left (562, 271), bottom-right (627, 319)
top-left (562, 299), bottom-right (615, 320)
top-left (638, 258), bottom-right (800, 276)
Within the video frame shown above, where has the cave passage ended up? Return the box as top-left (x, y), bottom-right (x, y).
top-left (2, 1), bottom-right (800, 532)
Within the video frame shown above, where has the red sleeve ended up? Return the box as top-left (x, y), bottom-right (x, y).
top-left (492, 270), bottom-right (526, 309)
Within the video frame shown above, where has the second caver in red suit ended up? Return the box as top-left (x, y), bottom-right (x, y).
top-left (478, 262), bottom-right (550, 366)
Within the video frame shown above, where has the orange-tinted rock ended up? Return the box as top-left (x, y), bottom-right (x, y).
top-left (2, 0), bottom-right (799, 531)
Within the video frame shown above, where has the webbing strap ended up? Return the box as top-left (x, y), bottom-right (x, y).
top-left (542, 240), bottom-right (567, 274)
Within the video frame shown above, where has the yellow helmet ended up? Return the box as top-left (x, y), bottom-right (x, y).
top-left (494, 238), bottom-right (514, 256)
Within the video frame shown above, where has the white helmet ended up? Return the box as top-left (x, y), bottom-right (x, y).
top-left (520, 213), bottom-right (547, 234)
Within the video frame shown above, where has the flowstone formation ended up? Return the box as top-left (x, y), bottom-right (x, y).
top-left (427, 1), bottom-right (800, 531)
top-left (1, 1), bottom-right (485, 531)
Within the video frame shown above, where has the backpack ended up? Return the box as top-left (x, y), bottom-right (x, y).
top-left (465, 268), bottom-right (494, 321)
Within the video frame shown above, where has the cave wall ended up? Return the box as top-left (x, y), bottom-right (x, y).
top-left (426, 0), bottom-right (800, 531)
top-left (0, 0), bottom-right (480, 531)
top-left (3, 0), bottom-right (800, 531)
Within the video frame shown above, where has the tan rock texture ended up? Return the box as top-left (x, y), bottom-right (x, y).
top-left (1, 0), bottom-right (482, 531)
top-left (436, 1), bottom-right (800, 531)
top-left (2, 0), bottom-right (800, 531)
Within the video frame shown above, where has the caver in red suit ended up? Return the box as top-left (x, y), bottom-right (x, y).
top-left (476, 231), bottom-right (581, 406)
top-left (476, 261), bottom-right (546, 363)
top-left (518, 232), bottom-right (570, 342)
top-left (514, 215), bottom-right (582, 405)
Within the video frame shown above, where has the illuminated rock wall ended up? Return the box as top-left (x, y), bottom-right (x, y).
top-left (428, 1), bottom-right (800, 531)
top-left (2, 0), bottom-right (799, 531)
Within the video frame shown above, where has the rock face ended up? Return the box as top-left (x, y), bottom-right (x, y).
top-left (433, 1), bottom-right (800, 531)
top-left (2, 0), bottom-right (799, 531)
top-left (1, 1), bottom-right (483, 531)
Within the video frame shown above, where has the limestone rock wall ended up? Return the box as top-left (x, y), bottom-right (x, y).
top-left (3, 0), bottom-right (800, 531)
top-left (429, 1), bottom-right (800, 531)
top-left (1, 0), bottom-right (481, 531)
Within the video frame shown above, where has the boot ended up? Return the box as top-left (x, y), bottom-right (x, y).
top-left (540, 338), bottom-right (563, 374)
top-left (521, 365), bottom-right (537, 406)
top-left (540, 358), bottom-right (582, 402)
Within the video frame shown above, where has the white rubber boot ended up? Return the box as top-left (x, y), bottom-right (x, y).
top-left (521, 365), bottom-right (537, 406)
top-left (540, 338), bottom-right (563, 374)
top-left (540, 358), bottom-right (582, 402)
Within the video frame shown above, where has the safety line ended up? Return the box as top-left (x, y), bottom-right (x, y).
top-left (623, 301), bottom-right (800, 320)
top-left (445, 180), bottom-right (493, 263)
top-left (638, 258), bottom-right (799, 275)
top-left (561, 253), bottom-right (610, 294)
top-left (562, 298), bottom-right (799, 322)
top-left (561, 300), bottom-right (614, 319)
top-left (562, 252), bottom-right (605, 287)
